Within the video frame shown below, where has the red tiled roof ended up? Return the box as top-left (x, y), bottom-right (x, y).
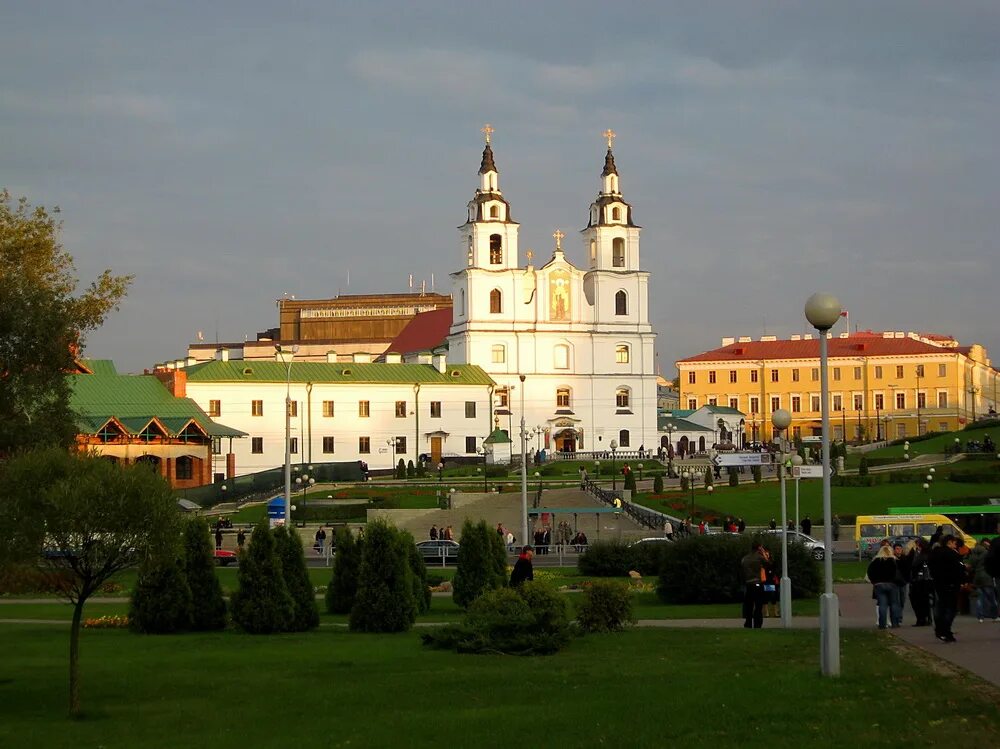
top-left (678, 336), bottom-right (953, 364)
top-left (385, 308), bottom-right (453, 355)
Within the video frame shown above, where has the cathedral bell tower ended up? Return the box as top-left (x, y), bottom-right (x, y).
top-left (581, 129), bottom-right (640, 271)
top-left (459, 124), bottom-right (520, 270)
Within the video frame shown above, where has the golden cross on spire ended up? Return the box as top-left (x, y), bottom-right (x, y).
top-left (526, 249), bottom-right (533, 263)
top-left (552, 229), bottom-right (565, 250)
top-left (481, 123), bottom-right (494, 144)
top-left (603, 128), bottom-right (616, 149)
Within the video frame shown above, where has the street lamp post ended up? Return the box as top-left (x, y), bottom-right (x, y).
top-left (437, 462), bottom-right (444, 482)
top-left (638, 463), bottom-right (644, 482)
top-left (791, 453), bottom-right (804, 531)
top-left (519, 374), bottom-right (528, 550)
top-left (875, 405), bottom-right (881, 441)
top-left (925, 473), bottom-right (934, 506)
top-left (856, 409), bottom-right (862, 442)
top-left (386, 438), bottom-right (397, 474)
top-left (806, 292), bottom-right (843, 677)
top-left (610, 440), bottom-right (619, 490)
top-left (275, 343), bottom-right (299, 528)
top-left (665, 424), bottom-right (675, 477)
top-left (681, 469), bottom-right (695, 518)
top-left (885, 414), bottom-right (893, 443)
top-left (772, 408), bottom-right (793, 629)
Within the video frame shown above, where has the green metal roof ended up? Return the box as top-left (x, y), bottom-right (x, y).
top-left (185, 360), bottom-right (495, 386)
top-left (658, 416), bottom-right (712, 432)
top-left (79, 359), bottom-right (118, 376)
top-left (484, 428), bottom-right (512, 444)
top-left (69, 371), bottom-right (246, 438)
top-left (699, 405), bottom-right (744, 415)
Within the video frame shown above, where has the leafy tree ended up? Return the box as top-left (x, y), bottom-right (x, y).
top-left (349, 518), bottom-right (416, 632)
top-left (274, 525), bottom-right (319, 631)
top-left (230, 524), bottom-right (293, 634)
top-left (653, 474), bottom-right (664, 494)
top-left (0, 449), bottom-right (177, 716)
top-left (0, 191), bottom-right (131, 454)
top-left (453, 519), bottom-right (506, 608)
top-left (703, 467), bottom-right (713, 489)
top-left (129, 552), bottom-right (193, 634)
top-left (402, 530), bottom-right (431, 614)
top-left (326, 527), bottom-right (361, 614)
top-left (182, 517), bottom-right (227, 631)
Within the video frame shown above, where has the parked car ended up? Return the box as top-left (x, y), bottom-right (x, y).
top-left (214, 549), bottom-right (238, 566)
top-left (631, 537), bottom-right (672, 546)
top-left (760, 529), bottom-right (826, 560)
top-left (415, 539), bottom-right (460, 564)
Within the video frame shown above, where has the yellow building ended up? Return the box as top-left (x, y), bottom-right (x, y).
top-left (677, 331), bottom-right (999, 443)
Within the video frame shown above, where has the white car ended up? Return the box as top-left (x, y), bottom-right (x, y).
top-left (761, 529), bottom-right (826, 560)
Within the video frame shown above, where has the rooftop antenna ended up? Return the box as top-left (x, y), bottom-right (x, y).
top-left (408, 273), bottom-right (413, 292)
top-left (431, 273), bottom-right (435, 292)
top-left (421, 279), bottom-right (426, 295)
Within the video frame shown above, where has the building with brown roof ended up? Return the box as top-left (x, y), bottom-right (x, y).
top-left (677, 330), bottom-right (999, 443)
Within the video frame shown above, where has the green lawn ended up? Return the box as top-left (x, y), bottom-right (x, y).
top-left (1, 625), bottom-right (997, 748)
top-left (846, 423), bottom-right (998, 466)
top-left (634, 480), bottom-right (1000, 525)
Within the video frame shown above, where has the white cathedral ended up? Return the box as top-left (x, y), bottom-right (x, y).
top-left (447, 128), bottom-right (659, 456)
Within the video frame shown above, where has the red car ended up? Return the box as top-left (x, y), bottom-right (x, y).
top-left (214, 549), bottom-right (238, 566)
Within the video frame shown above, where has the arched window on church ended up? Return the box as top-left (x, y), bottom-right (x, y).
top-left (490, 288), bottom-right (502, 314)
top-left (618, 429), bottom-right (630, 447)
top-left (489, 234), bottom-right (503, 265)
top-left (615, 290), bottom-right (627, 315)
top-left (467, 237), bottom-right (474, 266)
top-left (612, 206), bottom-right (621, 221)
top-left (612, 238), bottom-right (625, 267)
top-left (459, 289), bottom-right (466, 317)
top-left (553, 344), bottom-right (570, 370)
top-left (556, 387), bottom-right (571, 408)
top-left (616, 387), bottom-right (631, 409)
top-left (490, 205), bottom-right (499, 219)
top-left (615, 344), bottom-right (630, 364)
top-left (589, 239), bottom-right (597, 265)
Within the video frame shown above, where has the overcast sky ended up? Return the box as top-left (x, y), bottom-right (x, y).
top-left (4, 1), bottom-right (998, 375)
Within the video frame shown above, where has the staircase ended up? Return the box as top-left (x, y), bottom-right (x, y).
top-left (370, 487), bottom-right (651, 543)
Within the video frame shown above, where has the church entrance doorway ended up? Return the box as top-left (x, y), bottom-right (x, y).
top-left (430, 437), bottom-right (442, 465)
top-left (554, 429), bottom-right (576, 453)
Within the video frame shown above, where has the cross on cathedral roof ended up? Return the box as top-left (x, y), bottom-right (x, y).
top-left (481, 123), bottom-right (494, 144)
top-left (552, 229), bottom-right (565, 250)
top-left (603, 129), bottom-right (616, 149)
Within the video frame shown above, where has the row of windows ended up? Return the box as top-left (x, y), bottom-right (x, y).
top-left (688, 391), bottom-right (951, 414)
top-left (495, 386), bottom-right (634, 410)
top-left (224, 400), bottom-right (481, 419)
top-left (487, 288), bottom-right (631, 315)
top-left (490, 343), bottom-right (631, 367)
top-left (690, 363), bottom-right (950, 386)
top-left (247, 427), bottom-right (640, 456)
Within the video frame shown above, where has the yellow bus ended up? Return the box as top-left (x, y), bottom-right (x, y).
top-left (854, 514), bottom-right (977, 558)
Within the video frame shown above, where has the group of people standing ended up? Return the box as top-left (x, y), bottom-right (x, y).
top-left (867, 530), bottom-right (1000, 643)
top-left (428, 525), bottom-right (454, 541)
top-left (740, 542), bottom-right (780, 628)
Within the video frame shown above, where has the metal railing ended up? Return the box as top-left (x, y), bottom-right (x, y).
top-left (580, 479), bottom-right (682, 531)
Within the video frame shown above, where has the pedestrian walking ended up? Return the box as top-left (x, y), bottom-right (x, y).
top-left (741, 542), bottom-right (766, 629)
top-left (929, 535), bottom-right (966, 642)
top-left (215, 527), bottom-right (223, 551)
top-left (510, 545), bottom-right (534, 587)
top-left (867, 545), bottom-right (901, 629)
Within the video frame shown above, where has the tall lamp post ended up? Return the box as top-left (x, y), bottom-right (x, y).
top-left (519, 374), bottom-right (528, 550)
top-left (805, 292), bottom-right (843, 677)
top-left (791, 453), bottom-right (804, 532)
top-left (665, 424), bottom-right (675, 477)
top-left (275, 343), bottom-right (299, 528)
top-left (925, 472), bottom-right (934, 506)
top-left (610, 439), bottom-right (619, 490)
top-left (772, 408), bottom-right (794, 628)
top-left (681, 469), bottom-right (695, 518)
top-left (386, 438), bottom-right (397, 474)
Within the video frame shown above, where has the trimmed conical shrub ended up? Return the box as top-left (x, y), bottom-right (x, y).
top-left (349, 518), bottom-right (416, 632)
top-left (230, 524), bottom-right (293, 634)
top-left (129, 553), bottom-right (193, 634)
top-left (453, 519), bottom-right (506, 608)
top-left (182, 517), bottom-right (226, 631)
top-left (274, 525), bottom-right (319, 631)
top-left (653, 474), bottom-right (664, 494)
top-left (326, 527), bottom-right (362, 614)
top-left (402, 530), bottom-right (431, 614)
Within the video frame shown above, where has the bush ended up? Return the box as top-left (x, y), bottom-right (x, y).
top-left (752, 465), bottom-right (762, 483)
top-left (396, 458), bottom-right (406, 480)
top-left (859, 456), bottom-right (869, 476)
top-left (182, 517), bottom-right (226, 631)
top-left (452, 519), bottom-right (507, 608)
top-left (630, 541), bottom-right (670, 577)
top-left (680, 474), bottom-right (689, 492)
top-left (406, 460), bottom-right (415, 479)
top-left (274, 526), bottom-right (319, 631)
top-left (728, 467), bottom-right (739, 487)
top-left (703, 467), bottom-right (713, 488)
top-left (577, 540), bottom-right (632, 577)
top-left (653, 474), bottom-right (664, 494)
top-left (402, 530), bottom-right (432, 614)
top-left (833, 474), bottom-right (883, 487)
top-left (575, 580), bottom-right (636, 633)
top-left (129, 554), bottom-right (192, 634)
top-left (624, 470), bottom-right (637, 493)
top-left (423, 582), bottom-right (571, 655)
top-left (230, 524), bottom-right (294, 634)
top-left (326, 528), bottom-right (362, 614)
top-left (656, 534), bottom-right (820, 605)
top-left (349, 518), bottom-right (416, 632)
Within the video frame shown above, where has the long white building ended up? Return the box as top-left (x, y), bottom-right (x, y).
top-left (447, 130), bottom-right (659, 455)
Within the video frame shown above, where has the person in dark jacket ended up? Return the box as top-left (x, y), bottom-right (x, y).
top-left (509, 546), bottom-right (534, 587)
top-left (801, 516), bottom-right (812, 536)
top-left (893, 542), bottom-right (911, 626)
top-left (740, 543), bottom-right (766, 629)
top-left (929, 535), bottom-right (966, 642)
top-left (867, 545), bottom-right (900, 629)
top-left (908, 538), bottom-right (934, 627)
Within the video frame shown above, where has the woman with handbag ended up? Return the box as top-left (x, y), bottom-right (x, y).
top-left (867, 545), bottom-right (901, 629)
